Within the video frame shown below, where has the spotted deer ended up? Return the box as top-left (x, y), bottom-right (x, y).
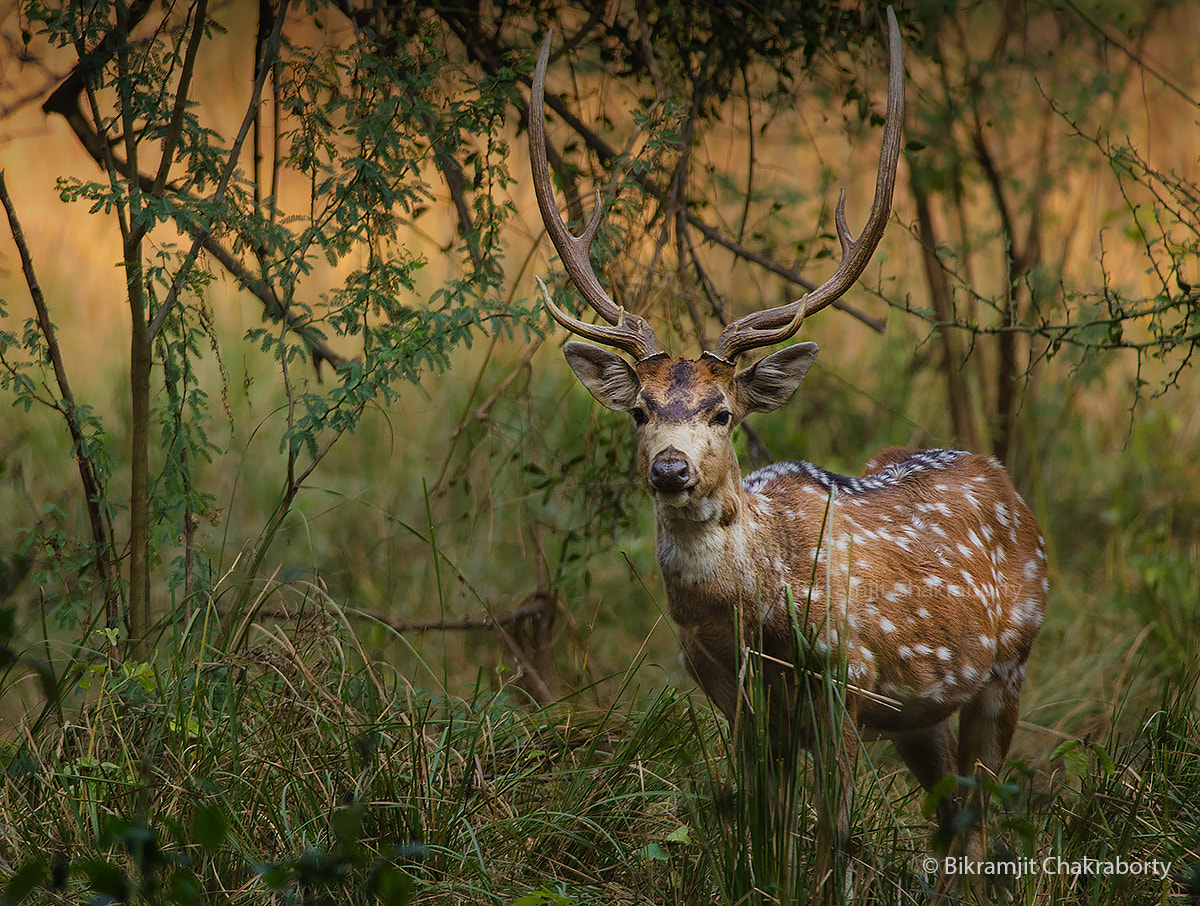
top-left (529, 9), bottom-right (1046, 893)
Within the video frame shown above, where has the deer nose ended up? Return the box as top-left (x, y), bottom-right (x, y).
top-left (650, 453), bottom-right (691, 493)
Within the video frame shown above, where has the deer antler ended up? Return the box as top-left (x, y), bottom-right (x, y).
top-left (529, 31), bottom-right (663, 361)
top-left (711, 6), bottom-right (905, 362)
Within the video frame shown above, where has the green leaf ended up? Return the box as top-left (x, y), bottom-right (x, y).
top-left (921, 773), bottom-right (959, 820)
top-left (2, 860), bottom-right (47, 905)
top-left (1063, 744), bottom-right (1089, 781)
top-left (642, 842), bottom-right (669, 862)
top-left (370, 864), bottom-right (415, 905)
top-left (1049, 739), bottom-right (1079, 762)
top-left (168, 870), bottom-right (202, 906)
top-left (665, 824), bottom-right (692, 845)
top-left (74, 857), bottom-right (130, 900)
top-left (1089, 743), bottom-right (1117, 775)
top-left (192, 804), bottom-right (228, 851)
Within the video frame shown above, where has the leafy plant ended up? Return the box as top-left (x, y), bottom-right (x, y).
top-left (2, 0), bottom-right (540, 652)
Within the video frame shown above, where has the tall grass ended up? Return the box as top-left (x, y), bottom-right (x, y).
top-left (2, 580), bottom-right (1195, 904)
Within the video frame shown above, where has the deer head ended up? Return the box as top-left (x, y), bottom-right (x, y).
top-left (529, 8), bottom-right (904, 519)
top-left (560, 342), bottom-right (818, 520)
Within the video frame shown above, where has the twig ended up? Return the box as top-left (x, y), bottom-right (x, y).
top-left (145, 0), bottom-right (289, 343)
top-left (148, 0), bottom-right (209, 200)
top-left (748, 647), bottom-right (903, 712)
top-left (237, 596), bottom-right (551, 635)
top-left (431, 335), bottom-right (546, 496)
top-left (448, 338), bottom-right (544, 443)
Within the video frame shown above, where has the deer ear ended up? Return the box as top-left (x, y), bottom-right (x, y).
top-left (562, 341), bottom-right (641, 411)
top-left (736, 342), bottom-right (819, 414)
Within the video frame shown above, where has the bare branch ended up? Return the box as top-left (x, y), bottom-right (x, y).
top-left (0, 170), bottom-right (121, 629)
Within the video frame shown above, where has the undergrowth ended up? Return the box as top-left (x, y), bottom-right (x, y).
top-left (1, 334), bottom-right (1198, 905)
top-left (1, 574), bottom-right (1197, 904)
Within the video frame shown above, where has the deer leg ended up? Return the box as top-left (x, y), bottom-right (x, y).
top-left (952, 659), bottom-right (1026, 905)
top-left (891, 719), bottom-right (958, 842)
top-left (958, 660), bottom-right (1025, 834)
top-left (960, 661), bottom-right (1025, 774)
top-left (892, 720), bottom-right (962, 902)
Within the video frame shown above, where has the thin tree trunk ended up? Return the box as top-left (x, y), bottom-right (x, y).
top-left (128, 267), bottom-right (152, 653)
top-left (911, 175), bottom-right (982, 452)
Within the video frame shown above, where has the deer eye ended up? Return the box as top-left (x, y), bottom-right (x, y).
top-left (711, 410), bottom-right (732, 427)
top-left (630, 406), bottom-right (648, 426)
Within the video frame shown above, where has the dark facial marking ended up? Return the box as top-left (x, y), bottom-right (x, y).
top-left (635, 356), bottom-right (737, 423)
top-left (644, 390), bottom-right (726, 423)
top-left (669, 361), bottom-right (697, 390)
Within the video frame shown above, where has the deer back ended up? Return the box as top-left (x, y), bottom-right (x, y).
top-left (667, 446), bottom-right (1047, 734)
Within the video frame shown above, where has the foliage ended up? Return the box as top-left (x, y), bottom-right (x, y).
top-left (1, 0), bottom-right (540, 647)
top-left (899, 0), bottom-right (1200, 464)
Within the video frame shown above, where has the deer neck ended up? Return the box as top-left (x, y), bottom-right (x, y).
top-left (652, 455), bottom-right (838, 632)
top-left (652, 457), bottom-right (759, 613)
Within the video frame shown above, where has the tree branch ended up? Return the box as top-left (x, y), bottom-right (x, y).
top-left (0, 170), bottom-right (122, 630)
top-left (146, 0), bottom-right (289, 343)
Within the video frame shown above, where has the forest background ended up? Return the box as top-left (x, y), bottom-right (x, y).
top-left (0, 0), bottom-right (1197, 903)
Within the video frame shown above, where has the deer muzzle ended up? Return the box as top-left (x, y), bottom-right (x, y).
top-left (649, 447), bottom-right (693, 495)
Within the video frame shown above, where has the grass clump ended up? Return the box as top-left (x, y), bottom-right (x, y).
top-left (0, 584), bottom-right (700, 904)
top-left (3, 578), bottom-right (1197, 904)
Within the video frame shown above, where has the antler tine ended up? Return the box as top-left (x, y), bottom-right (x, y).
top-left (530, 31), bottom-right (662, 360)
top-left (711, 6), bottom-right (905, 362)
